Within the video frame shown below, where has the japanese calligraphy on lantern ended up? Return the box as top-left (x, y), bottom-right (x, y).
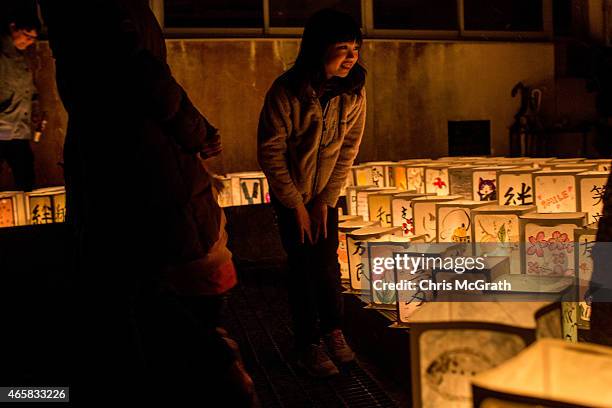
top-left (575, 225), bottom-right (597, 329)
top-left (534, 173), bottom-right (577, 213)
top-left (498, 170), bottom-right (536, 207)
top-left (577, 173), bottom-right (607, 224)
top-left (425, 167), bottom-right (450, 196)
top-left (26, 188), bottom-right (66, 224)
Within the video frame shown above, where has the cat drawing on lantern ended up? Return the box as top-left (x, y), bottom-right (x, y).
top-left (477, 178), bottom-right (496, 201)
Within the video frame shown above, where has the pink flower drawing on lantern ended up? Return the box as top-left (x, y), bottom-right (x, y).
top-left (527, 261), bottom-right (541, 274)
top-left (547, 231), bottom-right (573, 253)
top-left (527, 231), bottom-right (547, 257)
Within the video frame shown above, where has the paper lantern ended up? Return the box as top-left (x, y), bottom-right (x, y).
top-left (405, 165), bottom-right (427, 193)
top-left (345, 185), bottom-right (375, 215)
top-left (472, 205), bottom-right (536, 275)
top-left (366, 235), bottom-right (427, 308)
top-left (520, 212), bottom-right (586, 277)
top-left (549, 158), bottom-right (585, 164)
top-left (338, 219), bottom-right (379, 282)
top-left (585, 159), bottom-right (612, 173)
top-left (339, 214), bottom-right (362, 223)
top-left (412, 196), bottom-right (462, 242)
top-left (448, 166), bottom-right (479, 199)
top-left (391, 192), bottom-right (436, 237)
top-left (575, 171), bottom-right (608, 224)
top-left (368, 190), bottom-right (414, 227)
top-left (472, 339), bottom-right (612, 408)
top-left (533, 170), bottom-right (582, 213)
top-left (0, 191), bottom-right (26, 228)
top-left (472, 167), bottom-right (516, 202)
top-left (408, 301), bottom-right (549, 408)
top-left (387, 164), bottom-right (409, 191)
top-left (356, 187), bottom-right (398, 221)
top-left (574, 223), bottom-right (597, 330)
top-left (228, 172), bottom-right (268, 205)
top-left (212, 175), bottom-right (233, 207)
top-left (346, 226), bottom-right (402, 293)
top-left (424, 165), bottom-right (450, 196)
top-left (392, 244), bottom-right (464, 323)
top-left (352, 162), bottom-right (395, 187)
top-left (25, 187), bottom-right (66, 224)
top-left (435, 200), bottom-right (490, 251)
top-left (497, 168), bottom-right (537, 206)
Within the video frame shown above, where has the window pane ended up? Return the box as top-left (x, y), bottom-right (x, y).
top-left (269, 0), bottom-right (361, 28)
top-left (373, 0), bottom-right (458, 30)
top-left (464, 0), bottom-right (543, 31)
top-left (164, 0), bottom-right (263, 28)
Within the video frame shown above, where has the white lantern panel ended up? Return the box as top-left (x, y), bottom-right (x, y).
top-left (27, 189), bottom-right (66, 224)
top-left (425, 168), bottom-right (450, 196)
top-left (498, 174), bottom-right (534, 206)
top-left (413, 202), bottom-right (439, 243)
top-left (449, 168), bottom-right (474, 199)
top-left (239, 178), bottom-right (264, 205)
top-left (524, 224), bottom-right (577, 277)
top-left (392, 198), bottom-right (416, 236)
top-left (576, 231), bottom-right (596, 328)
top-left (407, 167), bottom-right (426, 193)
top-left (417, 329), bottom-right (526, 408)
top-left (368, 195), bottom-right (393, 227)
top-left (474, 214), bottom-right (521, 275)
top-left (0, 197), bottom-right (15, 227)
top-left (437, 207), bottom-right (473, 244)
top-left (338, 231), bottom-right (350, 280)
top-left (534, 175), bottom-right (576, 213)
top-left (579, 176), bottom-right (607, 224)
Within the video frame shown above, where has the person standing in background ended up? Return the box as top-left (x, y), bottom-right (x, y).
top-left (0, 9), bottom-right (41, 192)
top-left (258, 8), bottom-right (366, 377)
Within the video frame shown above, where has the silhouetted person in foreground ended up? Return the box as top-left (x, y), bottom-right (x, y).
top-left (258, 9), bottom-right (366, 377)
top-left (38, 0), bottom-right (253, 404)
top-left (0, 9), bottom-right (41, 191)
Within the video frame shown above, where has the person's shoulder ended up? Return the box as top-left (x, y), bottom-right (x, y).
top-left (266, 71), bottom-right (297, 101)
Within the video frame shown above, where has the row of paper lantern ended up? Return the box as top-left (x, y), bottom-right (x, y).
top-left (0, 187), bottom-right (66, 228)
top-left (213, 172), bottom-right (270, 207)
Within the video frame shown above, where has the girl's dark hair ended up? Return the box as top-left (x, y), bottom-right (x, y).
top-left (2, 3), bottom-right (42, 35)
top-left (287, 8), bottom-right (366, 99)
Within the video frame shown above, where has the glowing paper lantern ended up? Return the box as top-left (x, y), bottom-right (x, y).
top-left (0, 191), bottom-right (26, 228)
top-left (338, 219), bottom-right (379, 282)
top-left (472, 339), bottom-right (612, 408)
top-left (368, 190), bottom-right (414, 227)
top-left (356, 187), bottom-right (398, 221)
top-left (549, 158), bottom-right (585, 164)
top-left (574, 223), bottom-right (597, 329)
top-left (575, 171), bottom-right (608, 224)
top-left (408, 301), bottom-right (549, 408)
top-left (435, 200), bottom-right (490, 251)
top-left (391, 192), bottom-right (435, 237)
top-left (346, 226), bottom-right (402, 293)
top-left (405, 165), bottom-right (427, 193)
top-left (367, 235), bottom-right (427, 308)
top-left (228, 172), bottom-right (268, 205)
top-left (497, 168), bottom-right (537, 206)
top-left (345, 185), bottom-right (375, 215)
top-left (339, 214), bottom-right (362, 223)
top-left (520, 212), bottom-right (586, 277)
top-left (472, 205), bottom-right (536, 275)
top-left (449, 166), bottom-right (479, 199)
top-left (533, 170), bottom-right (582, 213)
top-left (387, 164), bottom-right (408, 191)
top-left (472, 167), bottom-right (516, 202)
top-left (25, 187), bottom-right (66, 224)
top-left (553, 163), bottom-right (598, 173)
top-left (213, 176), bottom-right (233, 207)
top-left (352, 161), bottom-right (395, 187)
top-left (412, 196), bottom-right (462, 242)
top-left (424, 164), bottom-right (450, 196)
top-left (585, 159), bottom-right (612, 172)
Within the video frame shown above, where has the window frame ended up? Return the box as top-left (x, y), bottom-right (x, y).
top-left (151, 0), bottom-right (553, 40)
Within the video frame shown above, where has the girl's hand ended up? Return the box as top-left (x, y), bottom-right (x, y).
top-left (294, 203), bottom-right (313, 244)
top-left (310, 198), bottom-right (328, 243)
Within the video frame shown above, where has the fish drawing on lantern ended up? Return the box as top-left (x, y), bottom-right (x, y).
top-left (477, 178), bottom-right (497, 201)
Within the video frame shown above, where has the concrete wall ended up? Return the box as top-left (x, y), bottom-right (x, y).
top-left (0, 39), bottom-right (555, 190)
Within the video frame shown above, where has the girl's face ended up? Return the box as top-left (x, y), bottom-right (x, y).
top-left (324, 40), bottom-right (360, 79)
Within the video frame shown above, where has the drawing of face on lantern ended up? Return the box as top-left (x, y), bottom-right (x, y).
top-left (472, 170), bottom-right (499, 202)
top-left (0, 192), bottom-right (26, 228)
top-left (391, 193), bottom-right (433, 237)
top-left (521, 213), bottom-right (586, 277)
top-left (534, 171), bottom-right (579, 213)
top-left (498, 170), bottom-right (535, 206)
top-left (338, 219), bottom-right (378, 282)
top-left (425, 167), bottom-right (450, 196)
top-left (346, 226), bottom-right (402, 292)
top-left (576, 172), bottom-right (608, 224)
top-left (412, 196), bottom-right (462, 243)
top-left (26, 187), bottom-right (66, 224)
top-left (407, 166), bottom-right (426, 193)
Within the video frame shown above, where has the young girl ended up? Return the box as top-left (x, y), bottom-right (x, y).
top-left (257, 8), bottom-right (366, 377)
